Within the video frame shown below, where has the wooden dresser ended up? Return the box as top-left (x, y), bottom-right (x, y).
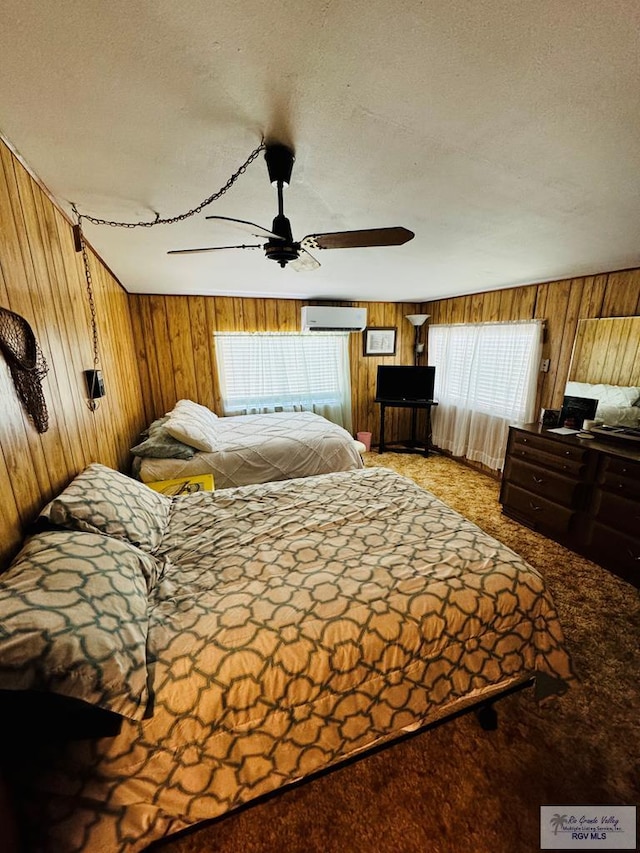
top-left (500, 424), bottom-right (640, 587)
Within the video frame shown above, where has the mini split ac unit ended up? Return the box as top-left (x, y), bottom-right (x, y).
top-left (301, 306), bottom-right (367, 332)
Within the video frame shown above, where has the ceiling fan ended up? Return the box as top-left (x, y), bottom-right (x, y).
top-left (168, 144), bottom-right (414, 270)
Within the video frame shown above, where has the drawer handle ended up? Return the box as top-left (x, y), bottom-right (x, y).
top-left (532, 476), bottom-right (544, 484)
top-left (564, 450), bottom-right (572, 456)
top-left (627, 549), bottom-right (640, 561)
top-left (528, 501), bottom-right (543, 512)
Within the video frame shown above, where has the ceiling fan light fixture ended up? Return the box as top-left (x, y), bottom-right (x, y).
top-left (264, 241), bottom-right (300, 268)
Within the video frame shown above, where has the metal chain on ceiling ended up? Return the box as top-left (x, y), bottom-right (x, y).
top-left (70, 141), bottom-right (265, 411)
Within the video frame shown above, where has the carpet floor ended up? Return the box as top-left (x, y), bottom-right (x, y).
top-left (150, 452), bottom-right (640, 853)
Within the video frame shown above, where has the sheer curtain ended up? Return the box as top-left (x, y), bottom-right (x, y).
top-left (214, 332), bottom-right (353, 431)
top-left (428, 320), bottom-right (543, 471)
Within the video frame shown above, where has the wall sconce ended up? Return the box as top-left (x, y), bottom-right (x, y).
top-left (405, 314), bottom-right (430, 365)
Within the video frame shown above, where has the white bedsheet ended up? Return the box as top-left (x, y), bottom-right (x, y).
top-left (138, 410), bottom-right (364, 488)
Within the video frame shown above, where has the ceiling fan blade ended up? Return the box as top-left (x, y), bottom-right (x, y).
top-left (301, 227), bottom-right (414, 251)
top-left (167, 244), bottom-right (262, 255)
top-left (289, 247), bottom-right (321, 272)
top-left (204, 215), bottom-right (284, 241)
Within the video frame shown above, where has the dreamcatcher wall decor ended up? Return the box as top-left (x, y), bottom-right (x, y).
top-left (0, 307), bottom-right (49, 432)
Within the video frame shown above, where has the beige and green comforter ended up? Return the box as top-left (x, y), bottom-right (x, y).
top-left (5, 465), bottom-right (573, 852)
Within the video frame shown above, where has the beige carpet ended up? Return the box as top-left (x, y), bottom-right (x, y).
top-left (150, 453), bottom-right (640, 853)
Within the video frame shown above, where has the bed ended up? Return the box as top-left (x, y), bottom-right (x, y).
top-left (0, 463), bottom-right (573, 853)
top-left (131, 399), bottom-right (364, 489)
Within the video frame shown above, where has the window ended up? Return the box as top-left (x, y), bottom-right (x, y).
top-left (428, 320), bottom-right (543, 470)
top-left (214, 332), bottom-right (353, 431)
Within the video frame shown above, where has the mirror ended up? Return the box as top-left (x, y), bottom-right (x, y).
top-left (565, 316), bottom-right (640, 427)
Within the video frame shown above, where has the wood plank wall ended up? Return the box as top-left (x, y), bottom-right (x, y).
top-left (0, 137), bottom-right (147, 569)
top-left (129, 295), bottom-right (422, 445)
top-left (569, 316), bottom-right (640, 386)
top-left (422, 270), bottom-right (640, 414)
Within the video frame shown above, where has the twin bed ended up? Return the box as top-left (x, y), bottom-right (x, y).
top-left (1, 447), bottom-right (574, 852)
top-left (130, 400), bottom-right (364, 489)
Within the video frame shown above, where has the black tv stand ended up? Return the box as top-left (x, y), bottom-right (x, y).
top-left (375, 398), bottom-right (438, 457)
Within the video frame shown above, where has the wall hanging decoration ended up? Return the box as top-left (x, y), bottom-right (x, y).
top-left (0, 307), bottom-right (49, 432)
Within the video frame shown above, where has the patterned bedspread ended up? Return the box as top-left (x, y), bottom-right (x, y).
top-left (11, 467), bottom-right (573, 852)
top-left (138, 410), bottom-right (363, 488)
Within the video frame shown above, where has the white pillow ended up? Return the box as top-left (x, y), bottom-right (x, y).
top-left (173, 399), bottom-right (218, 427)
top-left (165, 400), bottom-right (218, 452)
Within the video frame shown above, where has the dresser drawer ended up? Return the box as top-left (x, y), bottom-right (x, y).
top-left (592, 489), bottom-right (640, 538)
top-left (590, 522), bottom-right (640, 585)
top-left (598, 455), bottom-right (640, 500)
top-left (501, 483), bottom-right (575, 534)
top-left (504, 458), bottom-right (583, 507)
top-left (510, 432), bottom-right (588, 476)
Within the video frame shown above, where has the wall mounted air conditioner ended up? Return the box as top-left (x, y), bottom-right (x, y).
top-left (301, 306), bottom-right (367, 332)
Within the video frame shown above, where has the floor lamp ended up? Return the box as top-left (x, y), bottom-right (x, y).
top-left (405, 314), bottom-right (430, 366)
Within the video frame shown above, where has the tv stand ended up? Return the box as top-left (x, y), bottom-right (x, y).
top-left (375, 399), bottom-right (438, 457)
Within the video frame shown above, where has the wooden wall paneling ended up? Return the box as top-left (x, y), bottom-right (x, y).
top-left (549, 279), bottom-right (590, 404)
top-left (205, 298), bottom-right (224, 412)
top-left (88, 256), bottom-right (145, 468)
top-left (577, 274), bottom-right (607, 319)
top-left (149, 296), bottom-right (177, 415)
top-left (601, 269), bottom-right (640, 317)
top-left (533, 279), bottom-right (572, 409)
top-left (29, 188), bottom-right (99, 470)
top-left (188, 296), bottom-right (217, 411)
top-left (589, 318), bottom-right (615, 382)
top-left (511, 285), bottom-right (537, 320)
top-left (232, 297), bottom-right (246, 331)
top-left (10, 152), bottom-right (80, 483)
top-left (239, 297), bottom-right (258, 332)
top-left (47, 206), bottom-right (102, 463)
top-left (276, 298), bottom-right (301, 330)
top-left (263, 299), bottom-right (279, 331)
top-left (614, 317), bottom-right (640, 386)
top-left (468, 291), bottom-right (486, 323)
top-left (0, 136), bottom-right (148, 570)
top-left (571, 317), bottom-right (640, 386)
top-left (0, 261), bottom-right (44, 547)
top-left (21, 179), bottom-right (86, 477)
top-left (0, 144), bottom-right (55, 498)
top-left (132, 295), bottom-right (164, 421)
top-left (70, 249), bottom-right (121, 468)
top-left (128, 295), bottom-right (155, 425)
top-left (165, 297), bottom-right (199, 405)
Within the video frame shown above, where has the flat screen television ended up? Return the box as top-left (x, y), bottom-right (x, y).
top-left (375, 365), bottom-right (435, 402)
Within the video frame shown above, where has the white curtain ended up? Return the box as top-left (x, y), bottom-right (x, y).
top-left (214, 332), bottom-right (353, 432)
top-left (428, 320), bottom-right (543, 471)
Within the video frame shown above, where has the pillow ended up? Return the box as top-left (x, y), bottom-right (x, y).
top-left (165, 400), bottom-right (219, 452)
top-left (0, 530), bottom-right (151, 720)
top-left (40, 463), bottom-right (171, 553)
top-left (130, 416), bottom-right (197, 460)
top-left (172, 399), bottom-right (218, 427)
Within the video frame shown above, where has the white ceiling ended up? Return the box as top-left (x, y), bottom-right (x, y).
top-left (2, 1), bottom-right (640, 303)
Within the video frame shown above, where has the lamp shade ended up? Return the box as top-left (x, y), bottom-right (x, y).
top-left (405, 314), bottom-right (430, 327)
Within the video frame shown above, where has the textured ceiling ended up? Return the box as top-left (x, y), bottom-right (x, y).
top-left (1, 0), bottom-right (640, 302)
